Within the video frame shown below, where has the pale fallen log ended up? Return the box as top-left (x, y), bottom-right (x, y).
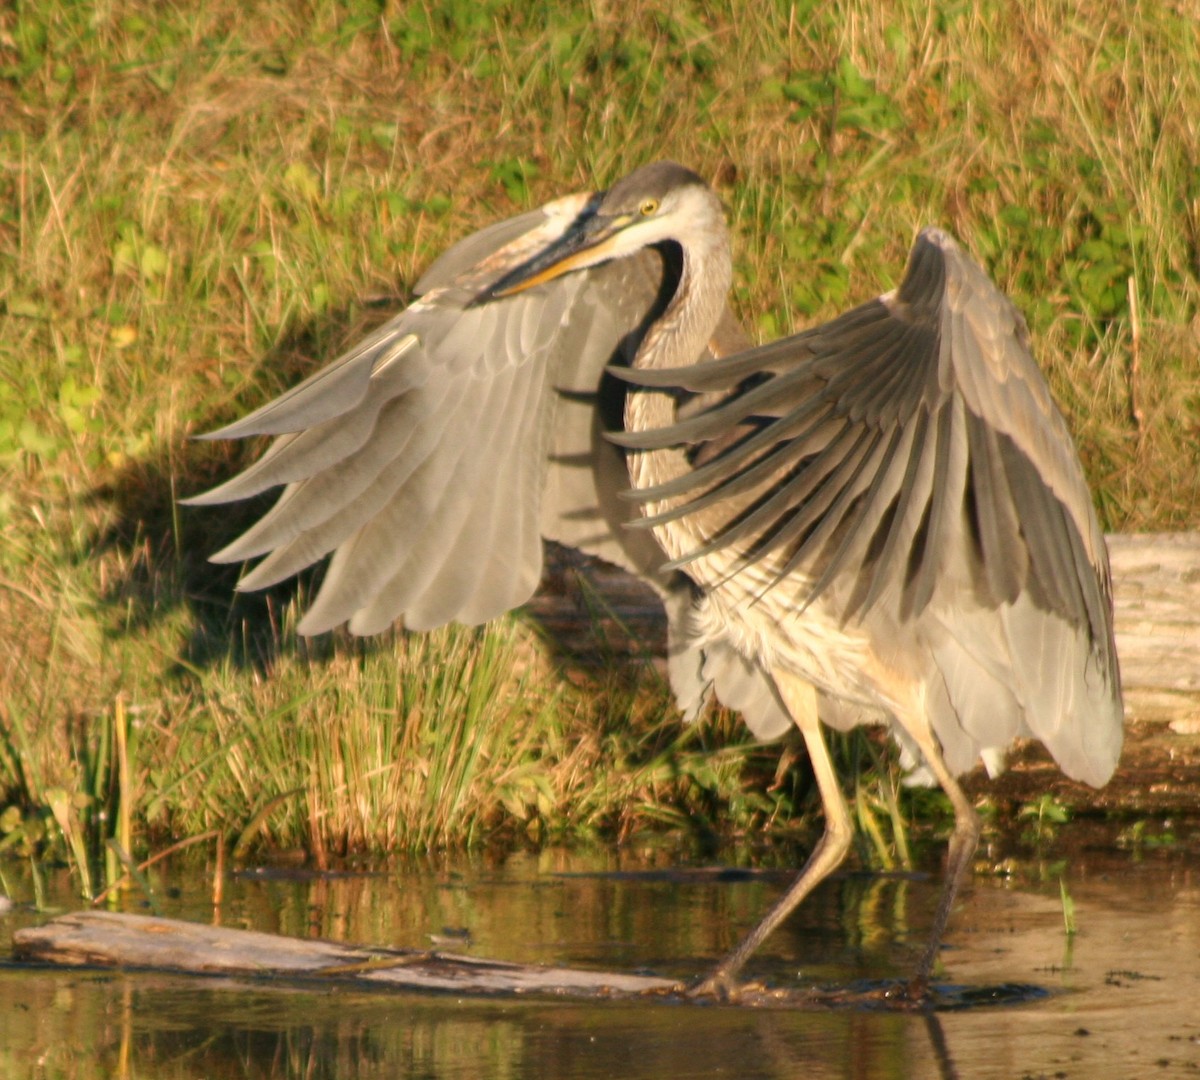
top-left (1107, 533), bottom-right (1200, 732)
top-left (13, 910), bottom-right (678, 997)
top-left (11, 910), bottom-right (1032, 1010)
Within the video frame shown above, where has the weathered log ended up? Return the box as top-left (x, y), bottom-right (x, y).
top-left (1107, 533), bottom-right (1200, 731)
top-left (13, 910), bottom-right (678, 997)
top-left (9, 910), bottom-right (1033, 1010)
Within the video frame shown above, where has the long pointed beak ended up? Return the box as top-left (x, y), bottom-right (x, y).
top-left (475, 211), bottom-right (634, 303)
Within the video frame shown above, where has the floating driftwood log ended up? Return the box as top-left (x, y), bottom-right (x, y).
top-left (12, 910), bottom-right (676, 998)
top-left (11, 910), bottom-right (1035, 1010)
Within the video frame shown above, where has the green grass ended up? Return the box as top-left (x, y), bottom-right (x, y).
top-left (1, 0), bottom-right (1197, 883)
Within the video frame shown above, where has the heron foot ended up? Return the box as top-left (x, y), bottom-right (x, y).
top-left (897, 974), bottom-right (931, 1008)
top-left (899, 974), bottom-right (931, 1005)
top-left (685, 967), bottom-right (739, 1002)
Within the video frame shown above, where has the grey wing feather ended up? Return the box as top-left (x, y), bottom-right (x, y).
top-left (184, 195), bottom-right (657, 635)
top-left (701, 644), bottom-right (794, 740)
top-left (534, 252), bottom-right (670, 571)
top-left (621, 227), bottom-right (1122, 784)
top-left (193, 324), bottom-right (423, 442)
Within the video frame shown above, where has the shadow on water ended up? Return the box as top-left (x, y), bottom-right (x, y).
top-left (3, 831), bottom-right (1200, 1079)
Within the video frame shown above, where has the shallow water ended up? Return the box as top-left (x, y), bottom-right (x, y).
top-left (2, 834), bottom-right (1198, 1079)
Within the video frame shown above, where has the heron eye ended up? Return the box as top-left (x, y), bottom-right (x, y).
top-left (639, 198), bottom-right (659, 216)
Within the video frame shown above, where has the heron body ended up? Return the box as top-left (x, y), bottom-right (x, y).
top-left (188, 161), bottom-right (1123, 997)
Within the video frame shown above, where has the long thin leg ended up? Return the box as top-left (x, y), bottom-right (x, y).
top-left (898, 719), bottom-right (981, 998)
top-left (691, 673), bottom-right (852, 997)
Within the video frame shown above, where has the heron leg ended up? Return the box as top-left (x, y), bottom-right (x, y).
top-left (898, 720), bottom-right (981, 999)
top-left (690, 673), bottom-right (852, 998)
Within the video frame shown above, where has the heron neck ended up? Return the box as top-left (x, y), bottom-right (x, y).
top-left (624, 234), bottom-right (731, 528)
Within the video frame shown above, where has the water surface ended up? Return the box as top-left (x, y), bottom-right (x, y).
top-left (2, 834), bottom-right (1198, 1078)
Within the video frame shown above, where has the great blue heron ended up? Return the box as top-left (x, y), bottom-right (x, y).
top-left (186, 161), bottom-right (1123, 999)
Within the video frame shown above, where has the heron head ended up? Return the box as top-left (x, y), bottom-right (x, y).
top-left (479, 161), bottom-right (724, 301)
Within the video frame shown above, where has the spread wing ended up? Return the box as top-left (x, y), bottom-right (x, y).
top-left (614, 228), bottom-right (1122, 784)
top-left (184, 192), bottom-right (673, 634)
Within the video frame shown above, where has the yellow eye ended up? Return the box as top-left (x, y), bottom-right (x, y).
top-left (639, 198), bottom-right (659, 216)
